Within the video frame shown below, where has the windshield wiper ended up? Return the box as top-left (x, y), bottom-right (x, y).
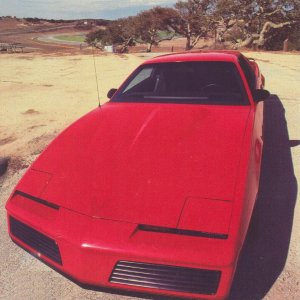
top-left (145, 96), bottom-right (209, 100)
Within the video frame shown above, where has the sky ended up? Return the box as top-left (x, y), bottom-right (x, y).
top-left (0, 0), bottom-right (177, 20)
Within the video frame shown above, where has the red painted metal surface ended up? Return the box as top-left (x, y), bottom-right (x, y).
top-left (6, 51), bottom-right (265, 299)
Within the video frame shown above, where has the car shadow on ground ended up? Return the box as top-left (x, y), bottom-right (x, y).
top-left (229, 95), bottom-right (298, 300)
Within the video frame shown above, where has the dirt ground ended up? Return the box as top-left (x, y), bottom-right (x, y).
top-left (0, 51), bottom-right (299, 300)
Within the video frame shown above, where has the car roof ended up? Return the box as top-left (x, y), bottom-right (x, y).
top-left (144, 50), bottom-right (242, 64)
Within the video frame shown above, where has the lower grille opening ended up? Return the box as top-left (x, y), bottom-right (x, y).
top-left (110, 261), bottom-right (221, 295)
top-left (9, 216), bottom-right (62, 265)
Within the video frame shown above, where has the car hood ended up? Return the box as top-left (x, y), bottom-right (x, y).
top-left (22, 102), bottom-right (250, 227)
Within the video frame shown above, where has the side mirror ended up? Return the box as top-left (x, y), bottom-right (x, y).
top-left (107, 88), bottom-right (117, 99)
top-left (252, 89), bottom-right (270, 103)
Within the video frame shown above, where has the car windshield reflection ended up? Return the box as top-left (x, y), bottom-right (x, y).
top-left (112, 61), bottom-right (249, 105)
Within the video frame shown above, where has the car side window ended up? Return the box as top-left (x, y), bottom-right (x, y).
top-left (123, 66), bottom-right (154, 93)
top-left (238, 56), bottom-right (256, 92)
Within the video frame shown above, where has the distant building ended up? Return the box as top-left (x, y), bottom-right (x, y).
top-left (104, 45), bottom-right (114, 53)
top-left (76, 19), bottom-right (96, 29)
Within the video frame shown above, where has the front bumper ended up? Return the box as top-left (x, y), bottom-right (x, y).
top-left (6, 194), bottom-right (238, 299)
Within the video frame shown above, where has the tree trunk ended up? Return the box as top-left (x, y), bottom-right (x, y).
top-left (232, 20), bottom-right (296, 49)
top-left (146, 43), bottom-right (153, 52)
top-left (185, 35), bottom-right (192, 50)
top-left (253, 21), bottom-right (295, 47)
top-left (191, 34), bottom-right (202, 49)
top-left (120, 37), bottom-right (134, 53)
top-left (231, 35), bottom-right (256, 49)
top-left (185, 23), bottom-right (192, 50)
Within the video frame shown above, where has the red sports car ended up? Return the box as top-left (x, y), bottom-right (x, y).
top-left (6, 51), bottom-right (269, 299)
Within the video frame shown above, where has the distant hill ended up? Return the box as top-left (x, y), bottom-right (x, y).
top-left (23, 17), bottom-right (110, 26)
top-left (0, 16), bottom-right (110, 26)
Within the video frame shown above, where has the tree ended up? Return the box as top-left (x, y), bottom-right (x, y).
top-left (136, 7), bottom-right (177, 52)
top-left (215, 0), bottom-right (300, 49)
top-left (86, 17), bottom-right (138, 52)
top-left (288, 20), bottom-right (300, 50)
top-left (86, 0), bottom-right (299, 52)
top-left (170, 0), bottom-right (215, 50)
top-left (85, 28), bottom-right (107, 47)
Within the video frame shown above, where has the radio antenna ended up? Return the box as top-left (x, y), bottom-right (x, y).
top-left (92, 45), bottom-right (101, 108)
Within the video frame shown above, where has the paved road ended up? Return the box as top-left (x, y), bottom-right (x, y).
top-left (36, 34), bottom-right (87, 46)
top-left (0, 25), bottom-right (75, 36)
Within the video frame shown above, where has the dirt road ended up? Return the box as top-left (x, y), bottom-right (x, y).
top-left (0, 52), bottom-right (299, 299)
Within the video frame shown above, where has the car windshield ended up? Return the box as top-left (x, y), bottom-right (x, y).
top-left (112, 61), bottom-right (249, 105)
